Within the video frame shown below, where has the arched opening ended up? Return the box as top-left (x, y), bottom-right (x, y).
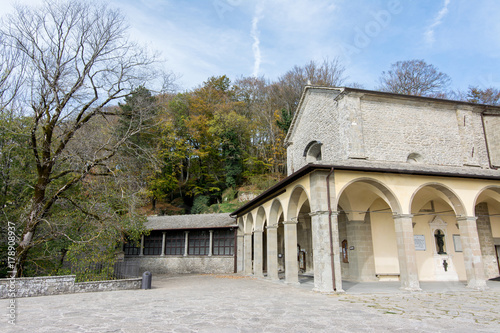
top-left (336, 178), bottom-right (402, 282)
top-left (304, 140), bottom-right (322, 163)
top-left (411, 184), bottom-right (465, 281)
top-left (475, 186), bottom-right (500, 278)
top-left (287, 186), bottom-right (313, 281)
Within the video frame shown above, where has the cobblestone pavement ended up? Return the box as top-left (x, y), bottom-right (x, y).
top-left (2, 274), bottom-right (500, 333)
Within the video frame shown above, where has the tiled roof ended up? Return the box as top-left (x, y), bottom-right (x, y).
top-left (145, 213), bottom-right (237, 230)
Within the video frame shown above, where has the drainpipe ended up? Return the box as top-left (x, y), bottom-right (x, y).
top-left (326, 167), bottom-right (336, 291)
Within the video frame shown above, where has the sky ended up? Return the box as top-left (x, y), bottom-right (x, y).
top-left (1, 0), bottom-right (500, 93)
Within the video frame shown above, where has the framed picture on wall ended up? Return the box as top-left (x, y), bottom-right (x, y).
top-left (453, 234), bottom-right (462, 252)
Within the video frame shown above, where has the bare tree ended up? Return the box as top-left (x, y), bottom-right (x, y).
top-left (1, 0), bottom-right (163, 276)
top-left (271, 58), bottom-right (347, 115)
top-left (378, 59), bottom-right (451, 97)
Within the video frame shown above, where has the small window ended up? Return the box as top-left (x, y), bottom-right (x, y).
top-left (213, 229), bottom-right (234, 256)
top-left (143, 231), bottom-right (163, 255)
top-left (165, 231), bottom-right (185, 255)
top-left (342, 239), bottom-right (349, 263)
top-left (304, 141), bottom-right (322, 163)
top-left (407, 153), bottom-right (422, 164)
top-left (188, 230), bottom-right (210, 255)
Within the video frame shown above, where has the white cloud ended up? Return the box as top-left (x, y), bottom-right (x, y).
top-left (424, 0), bottom-right (451, 45)
top-left (251, 2), bottom-right (264, 77)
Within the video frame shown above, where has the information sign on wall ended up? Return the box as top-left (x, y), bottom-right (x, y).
top-left (414, 235), bottom-right (426, 251)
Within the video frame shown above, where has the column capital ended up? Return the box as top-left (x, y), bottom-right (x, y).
top-left (393, 214), bottom-right (414, 220)
top-left (254, 228), bottom-right (263, 233)
top-left (309, 210), bottom-right (329, 217)
top-left (283, 220), bottom-right (298, 225)
top-left (456, 216), bottom-right (478, 222)
top-left (244, 232), bottom-right (253, 236)
top-left (266, 224), bottom-right (278, 229)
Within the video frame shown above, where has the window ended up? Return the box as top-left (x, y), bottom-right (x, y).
top-left (143, 231), bottom-right (163, 255)
top-left (342, 239), bottom-right (349, 263)
top-left (188, 230), bottom-right (210, 255)
top-left (165, 231), bottom-right (185, 255)
top-left (304, 141), bottom-right (322, 163)
top-left (123, 239), bottom-right (140, 255)
top-left (213, 229), bottom-right (234, 256)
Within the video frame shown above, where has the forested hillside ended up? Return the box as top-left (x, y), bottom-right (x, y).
top-left (120, 59), bottom-right (348, 216)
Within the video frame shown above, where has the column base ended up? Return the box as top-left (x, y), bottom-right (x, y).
top-left (399, 286), bottom-right (422, 292)
top-left (466, 280), bottom-right (488, 290)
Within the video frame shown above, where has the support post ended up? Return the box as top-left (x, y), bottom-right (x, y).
top-left (266, 224), bottom-right (279, 281)
top-left (284, 219), bottom-right (299, 285)
top-left (393, 214), bottom-right (421, 291)
top-left (244, 233), bottom-right (253, 275)
top-left (457, 216), bottom-right (488, 290)
top-left (253, 228), bottom-right (264, 277)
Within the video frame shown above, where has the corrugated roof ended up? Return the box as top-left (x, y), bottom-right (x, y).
top-left (145, 213), bottom-right (237, 230)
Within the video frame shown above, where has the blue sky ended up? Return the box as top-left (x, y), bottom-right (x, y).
top-left (2, 0), bottom-right (500, 92)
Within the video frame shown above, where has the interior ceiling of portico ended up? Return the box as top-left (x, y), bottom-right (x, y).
top-left (339, 183), bottom-right (389, 214)
top-left (411, 187), bottom-right (456, 216)
top-left (476, 188), bottom-right (500, 207)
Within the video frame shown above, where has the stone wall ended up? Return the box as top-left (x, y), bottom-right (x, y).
top-left (0, 275), bottom-right (141, 299)
top-left (483, 115), bottom-right (500, 168)
top-left (286, 88), bottom-right (492, 174)
top-left (125, 256), bottom-right (235, 275)
top-left (475, 202), bottom-right (499, 279)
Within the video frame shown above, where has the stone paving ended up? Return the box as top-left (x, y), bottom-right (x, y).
top-left (2, 274), bottom-right (500, 332)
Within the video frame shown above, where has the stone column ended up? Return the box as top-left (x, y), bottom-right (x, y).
top-left (346, 219), bottom-right (377, 282)
top-left (284, 219), bottom-right (299, 285)
top-left (237, 234), bottom-right (244, 272)
top-left (208, 230), bottom-right (213, 257)
top-left (161, 232), bottom-right (166, 256)
top-left (266, 224), bottom-right (279, 281)
top-left (139, 235), bottom-right (144, 256)
top-left (309, 211), bottom-right (335, 293)
top-left (330, 212), bottom-right (344, 292)
top-left (244, 233), bottom-right (253, 275)
top-left (475, 203), bottom-right (499, 279)
top-left (393, 214), bottom-right (421, 291)
top-left (253, 228), bottom-right (264, 277)
top-left (183, 231), bottom-right (189, 256)
top-left (457, 216), bottom-right (487, 289)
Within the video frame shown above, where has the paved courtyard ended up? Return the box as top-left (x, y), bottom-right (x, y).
top-left (2, 274), bottom-right (500, 332)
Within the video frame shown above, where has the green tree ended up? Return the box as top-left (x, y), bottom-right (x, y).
top-left (1, 0), bottom-right (161, 277)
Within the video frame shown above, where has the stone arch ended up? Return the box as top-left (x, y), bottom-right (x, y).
top-left (336, 177), bottom-right (402, 216)
top-left (244, 212), bottom-right (254, 234)
top-left (474, 185), bottom-right (500, 209)
top-left (287, 185), bottom-right (311, 220)
top-left (410, 182), bottom-right (467, 217)
top-left (269, 199), bottom-right (284, 226)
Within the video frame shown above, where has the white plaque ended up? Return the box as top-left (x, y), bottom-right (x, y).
top-left (453, 234), bottom-right (462, 252)
top-left (414, 235), bottom-right (426, 251)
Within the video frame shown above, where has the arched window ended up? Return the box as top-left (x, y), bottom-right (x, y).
top-left (303, 141), bottom-right (322, 163)
top-left (406, 153), bottom-right (422, 164)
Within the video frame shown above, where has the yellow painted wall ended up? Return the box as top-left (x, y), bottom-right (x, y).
top-left (369, 199), bottom-right (399, 274)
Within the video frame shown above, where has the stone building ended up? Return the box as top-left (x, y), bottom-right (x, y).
top-left (231, 86), bottom-right (500, 293)
top-left (124, 213), bottom-right (237, 274)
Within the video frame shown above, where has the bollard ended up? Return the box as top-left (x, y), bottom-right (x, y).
top-left (141, 271), bottom-right (152, 289)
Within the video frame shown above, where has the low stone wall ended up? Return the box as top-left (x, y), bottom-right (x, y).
top-left (0, 275), bottom-right (141, 299)
top-left (126, 256), bottom-right (235, 275)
